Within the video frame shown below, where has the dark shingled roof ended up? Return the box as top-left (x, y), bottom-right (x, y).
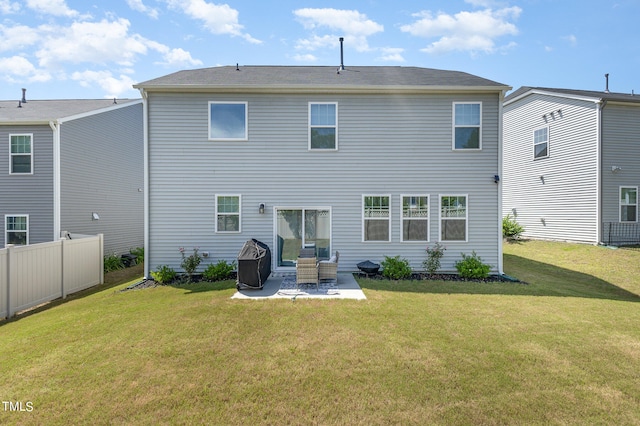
top-left (506, 86), bottom-right (640, 104)
top-left (0, 98), bottom-right (141, 124)
top-left (134, 65), bottom-right (509, 91)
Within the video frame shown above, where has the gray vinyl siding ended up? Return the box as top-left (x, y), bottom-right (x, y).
top-left (60, 103), bottom-right (144, 254)
top-left (503, 94), bottom-right (599, 243)
top-left (0, 125), bottom-right (54, 247)
top-left (601, 103), bottom-right (640, 225)
top-left (147, 92), bottom-right (502, 273)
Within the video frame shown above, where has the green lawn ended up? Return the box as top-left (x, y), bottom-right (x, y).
top-left (1, 241), bottom-right (639, 425)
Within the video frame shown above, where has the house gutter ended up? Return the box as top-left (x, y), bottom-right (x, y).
top-left (49, 120), bottom-right (61, 242)
top-left (596, 99), bottom-right (606, 244)
top-left (138, 88), bottom-right (150, 279)
top-left (497, 89), bottom-right (507, 275)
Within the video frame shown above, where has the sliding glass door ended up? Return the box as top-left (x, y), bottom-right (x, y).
top-left (276, 208), bottom-right (331, 267)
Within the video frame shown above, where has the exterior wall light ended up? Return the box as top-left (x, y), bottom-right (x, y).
top-left (92, 212), bottom-right (100, 220)
top-left (258, 203), bottom-right (265, 214)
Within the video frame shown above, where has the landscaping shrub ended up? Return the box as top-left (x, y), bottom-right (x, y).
top-left (381, 255), bottom-right (412, 280)
top-left (503, 214), bottom-right (525, 240)
top-left (130, 246), bottom-right (144, 263)
top-left (455, 251), bottom-right (491, 279)
top-left (104, 253), bottom-right (124, 273)
top-left (179, 247), bottom-right (202, 281)
top-left (203, 260), bottom-right (236, 282)
top-left (423, 242), bottom-right (446, 275)
top-left (150, 265), bottom-right (176, 284)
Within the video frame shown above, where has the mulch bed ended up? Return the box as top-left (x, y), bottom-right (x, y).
top-left (355, 272), bottom-right (524, 284)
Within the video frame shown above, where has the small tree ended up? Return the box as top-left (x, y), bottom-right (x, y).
top-left (423, 242), bottom-right (446, 275)
top-left (179, 247), bottom-right (202, 281)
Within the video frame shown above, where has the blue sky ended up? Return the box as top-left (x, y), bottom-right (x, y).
top-left (1, 0), bottom-right (639, 100)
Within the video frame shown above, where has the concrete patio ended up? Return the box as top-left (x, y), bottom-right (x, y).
top-left (231, 272), bottom-right (367, 300)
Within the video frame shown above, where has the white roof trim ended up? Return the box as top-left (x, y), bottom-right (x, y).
top-left (504, 89), bottom-right (602, 106)
top-left (58, 99), bottom-right (143, 124)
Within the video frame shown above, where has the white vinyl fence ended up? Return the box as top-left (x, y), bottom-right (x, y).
top-left (1, 234), bottom-right (104, 319)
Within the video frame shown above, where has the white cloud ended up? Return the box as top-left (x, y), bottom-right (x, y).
top-left (0, 55), bottom-right (51, 83)
top-left (25, 0), bottom-right (79, 17)
top-left (294, 8), bottom-right (383, 53)
top-left (154, 47), bottom-right (203, 67)
top-left (401, 7), bottom-right (521, 55)
top-left (378, 47), bottom-right (405, 62)
top-left (292, 53), bottom-right (318, 62)
top-left (36, 19), bottom-right (149, 68)
top-left (0, 24), bottom-right (41, 52)
top-left (126, 0), bottom-right (159, 19)
top-left (165, 0), bottom-right (261, 44)
top-left (563, 34), bottom-right (577, 46)
top-left (71, 70), bottom-right (137, 98)
top-left (0, 0), bottom-right (20, 14)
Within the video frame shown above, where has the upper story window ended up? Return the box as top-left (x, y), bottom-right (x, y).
top-left (215, 195), bottom-right (241, 232)
top-left (10, 134), bottom-right (33, 174)
top-left (5, 215), bottom-right (28, 245)
top-left (209, 102), bottom-right (247, 140)
top-left (309, 102), bottom-right (337, 150)
top-left (620, 187), bottom-right (637, 222)
top-left (401, 195), bottom-right (429, 242)
top-left (453, 103), bottom-right (481, 150)
top-left (533, 126), bottom-right (549, 159)
top-left (363, 195), bottom-right (390, 242)
top-left (440, 195), bottom-right (467, 242)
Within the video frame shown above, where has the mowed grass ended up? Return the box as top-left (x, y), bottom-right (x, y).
top-left (1, 241), bottom-right (639, 425)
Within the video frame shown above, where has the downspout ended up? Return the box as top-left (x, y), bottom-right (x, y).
top-left (49, 120), bottom-right (61, 242)
top-left (596, 99), bottom-right (606, 244)
top-left (139, 88), bottom-right (150, 279)
top-left (497, 89), bottom-right (506, 274)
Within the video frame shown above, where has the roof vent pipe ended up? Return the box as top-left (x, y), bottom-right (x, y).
top-left (604, 73), bottom-right (610, 93)
top-left (21, 88), bottom-right (27, 103)
top-left (339, 37), bottom-right (345, 70)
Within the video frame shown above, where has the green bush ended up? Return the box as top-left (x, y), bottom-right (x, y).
top-left (179, 247), bottom-right (202, 281)
top-left (381, 255), bottom-right (413, 280)
top-left (455, 251), bottom-right (491, 279)
top-left (423, 242), bottom-right (446, 275)
top-left (503, 214), bottom-right (525, 240)
top-left (151, 265), bottom-right (176, 284)
top-left (104, 253), bottom-right (124, 273)
top-left (203, 260), bottom-right (236, 282)
top-left (130, 247), bottom-right (144, 263)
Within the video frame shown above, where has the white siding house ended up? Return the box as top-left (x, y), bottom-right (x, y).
top-left (0, 95), bottom-right (144, 254)
top-left (135, 66), bottom-right (510, 276)
top-left (503, 86), bottom-right (640, 245)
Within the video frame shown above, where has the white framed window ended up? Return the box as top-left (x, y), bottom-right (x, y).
top-left (363, 195), bottom-right (390, 242)
top-left (10, 134), bottom-right (33, 174)
top-left (215, 195), bottom-right (241, 232)
top-left (620, 187), bottom-right (637, 222)
top-left (440, 195), bottom-right (468, 242)
top-left (453, 102), bottom-right (482, 150)
top-left (533, 126), bottom-right (549, 159)
top-left (309, 102), bottom-right (338, 150)
top-left (5, 215), bottom-right (28, 246)
top-left (401, 195), bottom-right (429, 242)
top-left (209, 102), bottom-right (247, 140)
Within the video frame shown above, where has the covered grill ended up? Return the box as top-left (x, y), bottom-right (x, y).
top-left (236, 239), bottom-right (271, 290)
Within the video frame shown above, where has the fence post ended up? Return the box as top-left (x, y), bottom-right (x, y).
top-left (61, 238), bottom-right (67, 299)
top-left (99, 234), bottom-right (104, 284)
top-left (6, 244), bottom-right (14, 318)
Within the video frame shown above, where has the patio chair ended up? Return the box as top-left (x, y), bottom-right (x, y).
top-left (318, 251), bottom-right (339, 281)
top-left (296, 256), bottom-right (319, 290)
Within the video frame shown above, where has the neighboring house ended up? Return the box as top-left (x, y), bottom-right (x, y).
top-left (503, 86), bottom-right (640, 245)
top-left (134, 65), bottom-right (510, 277)
top-left (0, 93), bottom-right (144, 254)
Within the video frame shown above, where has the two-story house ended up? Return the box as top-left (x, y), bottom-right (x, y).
top-left (503, 86), bottom-right (640, 245)
top-left (0, 93), bottom-right (144, 254)
top-left (134, 65), bottom-right (510, 276)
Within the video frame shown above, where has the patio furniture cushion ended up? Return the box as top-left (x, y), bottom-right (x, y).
top-left (319, 251), bottom-right (339, 281)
